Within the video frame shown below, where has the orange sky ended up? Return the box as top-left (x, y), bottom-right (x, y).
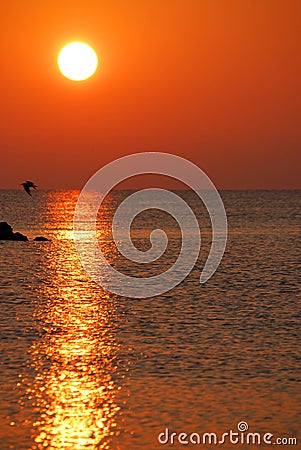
top-left (0, 0), bottom-right (300, 189)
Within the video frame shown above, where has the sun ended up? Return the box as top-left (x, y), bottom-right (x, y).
top-left (58, 42), bottom-right (98, 81)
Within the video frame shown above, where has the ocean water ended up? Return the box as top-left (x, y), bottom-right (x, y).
top-left (0, 190), bottom-right (300, 449)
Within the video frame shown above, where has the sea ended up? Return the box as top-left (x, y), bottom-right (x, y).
top-left (0, 189), bottom-right (300, 449)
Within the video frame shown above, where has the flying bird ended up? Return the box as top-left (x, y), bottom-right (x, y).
top-left (21, 180), bottom-right (38, 196)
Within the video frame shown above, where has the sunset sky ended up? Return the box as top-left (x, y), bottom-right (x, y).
top-left (1, 0), bottom-right (300, 189)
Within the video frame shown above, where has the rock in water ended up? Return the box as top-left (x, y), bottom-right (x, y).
top-left (34, 236), bottom-right (50, 241)
top-left (13, 232), bottom-right (28, 241)
top-left (0, 222), bottom-right (13, 238)
top-left (0, 222), bottom-right (28, 241)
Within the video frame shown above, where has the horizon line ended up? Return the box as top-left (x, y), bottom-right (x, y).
top-left (1, 188), bottom-right (300, 192)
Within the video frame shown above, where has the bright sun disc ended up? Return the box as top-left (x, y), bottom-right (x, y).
top-left (58, 42), bottom-right (98, 81)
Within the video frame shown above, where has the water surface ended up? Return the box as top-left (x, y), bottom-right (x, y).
top-left (0, 190), bottom-right (300, 449)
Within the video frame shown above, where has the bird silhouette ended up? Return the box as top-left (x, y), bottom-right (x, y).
top-left (21, 180), bottom-right (38, 196)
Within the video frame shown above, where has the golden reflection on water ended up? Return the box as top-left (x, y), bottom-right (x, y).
top-left (28, 198), bottom-right (120, 450)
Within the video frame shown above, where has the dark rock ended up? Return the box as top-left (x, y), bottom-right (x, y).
top-left (0, 222), bottom-right (13, 238)
top-left (13, 232), bottom-right (28, 241)
top-left (34, 236), bottom-right (50, 241)
top-left (0, 222), bottom-right (28, 241)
